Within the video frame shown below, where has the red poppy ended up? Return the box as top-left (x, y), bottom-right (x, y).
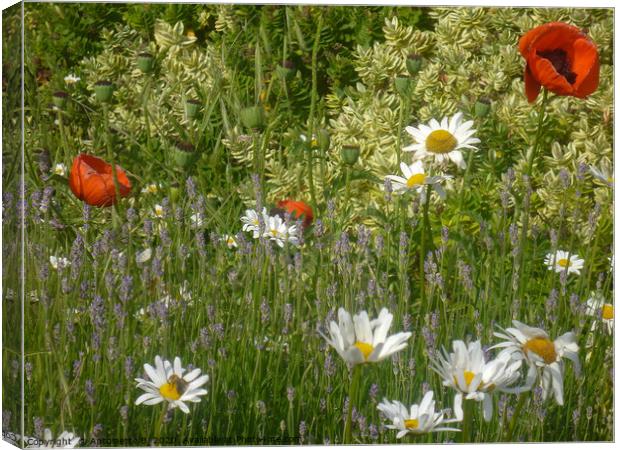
top-left (277, 199), bottom-right (314, 228)
top-left (68, 154), bottom-right (131, 207)
top-left (519, 22), bottom-right (599, 103)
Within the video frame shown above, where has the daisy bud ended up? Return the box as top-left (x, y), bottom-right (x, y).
top-left (240, 105), bottom-right (266, 131)
top-left (137, 52), bottom-right (155, 73)
top-left (341, 144), bottom-right (360, 166)
top-left (94, 80), bottom-right (114, 103)
top-left (406, 53), bottom-right (423, 76)
top-left (52, 91), bottom-right (69, 109)
top-left (474, 97), bottom-right (491, 118)
top-left (185, 99), bottom-right (201, 120)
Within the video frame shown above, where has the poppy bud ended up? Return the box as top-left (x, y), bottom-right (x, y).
top-left (52, 91), bottom-right (69, 109)
top-left (94, 80), bottom-right (114, 103)
top-left (68, 154), bottom-right (131, 207)
top-left (185, 99), bottom-right (201, 120)
top-left (341, 144), bottom-right (360, 166)
top-left (316, 128), bottom-right (330, 152)
top-left (171, 140), bottom-right (199, 169)
top-left (137, 52), bottom-right (155, 73)
top-left (474, 97), bottom-right (491, 118)
top-left (394, 77), bottom-right (411, 97)
top-left (240, 106), bottom-right (266, 131)
top-left (406, 54), bottom-right (423, 76)
top-left (276, 60), bottom-right (295, 81)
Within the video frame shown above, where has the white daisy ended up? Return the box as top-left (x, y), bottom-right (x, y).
top-left (431, 340), bottom-right (523, 422)
top-left (52, 163), bottom-right (67, 177)
top-left (25, 429), bottom-right (80, 448)
top-left (384, 160), bottom-right (452, 199)
top-left (141, 183), bottom-right (162, 194)
top-left (135, 248), bottom-right (152, 264)
top-left (223, 234), bottom-right (238, 249)
top-left (49, 256), bottom-right (70, 270)
top-left (589, 163), bottom-right (613, 187)
top-left (544, 250), bottom-right (584, 275)
top-left (190, 213), bottom-right (205, 229)
top-left (378, 391), bottom-right (460, 438)
top-left (585, 293), bottom-right (613, 335)
top-left (263, 214), bottom-right (299, 248)
top-left (404, 112), bottom-right (480, 169)
top-left (135, 355), bottom-right (209, 414)
top-left (153, 204), bottom-right (165, 219)
top-left (63, 74), bottom-right (80, 85)
top-left (241, 208), bottom-right (268, 239)
top-left (320, 307), bottom-right (411, 366)
top-left (491, 321), bottom-right (580, 405)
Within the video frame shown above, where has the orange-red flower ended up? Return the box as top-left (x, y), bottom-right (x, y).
top-left (277, 199), bottom-right (314, 228)
top-left (69, 154), bottom-right (131, 207)
top-left (519, 22), bottom-right (599, 103)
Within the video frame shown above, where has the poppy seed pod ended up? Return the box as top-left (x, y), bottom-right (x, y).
top-left (94, 80), bottom-right (114, 103)
top-left (341, 144), bottom-right (360, 166)
top-left (240, 106), bottom-right (266, 131)
top-left (68, 154), bottom-right (131, 207)
top-left (52, 91), bottom-right (69, 109)
top-left (137, 52), bottom-right (155, 73)
top-left (185, 99), bottom-right (201, 119)
top-left (519, 22), bottom-right (599, 103)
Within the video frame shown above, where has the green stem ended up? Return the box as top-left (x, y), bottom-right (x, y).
top-left (154, 403), bottom-right (168, 443)
top-left (517, 89), bottom-right (549, 298)
top-left (343, 365), bottom-right (361, 444)
top-left (461, 398), bottom-right (473, 443)
top-left (102, 103), bottom-right (122, 220)
top-left (306, 13), bottom-right (323, 208)
top-left (505, 392), bottom-right (528, 442)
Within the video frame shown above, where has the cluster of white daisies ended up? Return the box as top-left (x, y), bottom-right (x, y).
top-left (240, 207), bottom-right (300, 248)
top-left (383, 112), bottom-right (479, 199)
top-left (320, 307), bottom-right (582, 438)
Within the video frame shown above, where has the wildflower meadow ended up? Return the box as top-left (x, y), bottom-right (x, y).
top-left (1, 3), bottom-right (614, 447)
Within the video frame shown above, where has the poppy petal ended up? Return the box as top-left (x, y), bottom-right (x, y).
top-left (531, 55), bottom-right (574, 94)
top-left (526, 23), bottom-right (583, 54)
top-left (524, 66), bottom-right (542, 103)
top-left (571, 38), bottom-right (600, 96)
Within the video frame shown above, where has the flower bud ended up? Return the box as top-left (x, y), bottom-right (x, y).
top-left (240, 106), bottom-right (266, 131)
top-left (474, 97), bottom-right (491, 118)
top-left (406, 53), bottom-right (423, 76)
top-left (394, 77), bottom-right (411, 97)
top-left (171, 140), bottom-right (199, 169)
top-left (341, 144), bottom-right (360, 166)
top-left (137, 52), bottom-right (155, 73)
top-left (276, 60), bottom-right (295, 81)
top-left (52, 91), bottom-right (68, 109)
top-left (316, 128), bottom-right (330, 152)
top-left (94, 80), bottom-right (114, 103)
top-left (185, 99), bottom-right (201, 120)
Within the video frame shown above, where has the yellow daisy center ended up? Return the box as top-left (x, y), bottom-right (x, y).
top-left (607, 177), bottom-right (614, 183)
top-left (425, 129), bottom-right (457, 154)
top-left (270, 228), bottom-right (278, 237)
top-left (453, 370), bottom-right (476, 388)
top-left (159, 382), bottom-right (182, 400)
top-left (227, 238), bottom-right (235, 246)
top-left (602, 304), bottom-right (614, 320)
top-left (404, 419), bottom-right (419, 430)
top-left (523, 337), bottom-right (557, 364)
top-left (406, 173), bottom-right (427, 188)
top-left (557, 258), bottom-right (570, 268)
top-left (354, 341), bottom-right (374, 360)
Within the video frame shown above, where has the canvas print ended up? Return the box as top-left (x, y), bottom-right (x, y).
top-left (1, 2), bottom-right (614, 446)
